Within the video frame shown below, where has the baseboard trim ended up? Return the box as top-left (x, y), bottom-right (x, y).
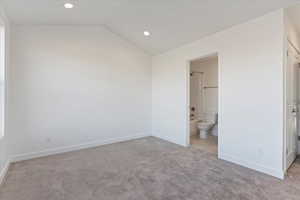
top-left (0, 160), bottom-right (10, 186)
top-left (11, 134), bottom-right (150, 163)
top-left (151, 134), bottom-right (186, 147)
top-left (219, 153), bottom-right (284, 180)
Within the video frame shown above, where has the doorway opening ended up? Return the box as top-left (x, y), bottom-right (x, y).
top-left (284, 41), bottom-right (300, 171)
top-left (188, 54), bottom-right (219, 155)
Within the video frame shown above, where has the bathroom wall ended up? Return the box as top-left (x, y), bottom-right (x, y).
top-left (190, 57), bottom-right (218, 120)
top-left (7, 25), bottom-right (152, 160)
top-left (152, 10), bottom-right (285, 178)
top-left (189, 71), bottom-right (202, 119)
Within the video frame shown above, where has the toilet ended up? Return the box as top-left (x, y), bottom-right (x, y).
top-left (197, 113), bottom-right (218, 139)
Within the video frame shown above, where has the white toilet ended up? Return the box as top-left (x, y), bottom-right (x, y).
top-left (197, 113), bottom-right (218, 139)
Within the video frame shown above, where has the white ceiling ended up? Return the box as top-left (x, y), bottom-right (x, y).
top-left (1, 0), bottom-right (299, 55)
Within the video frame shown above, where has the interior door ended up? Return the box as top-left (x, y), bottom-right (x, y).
top-left (285, 45), bottom-right (298, 170)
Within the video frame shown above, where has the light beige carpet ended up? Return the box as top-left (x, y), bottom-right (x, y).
top-left (0, 137), bottom-right (299, 200)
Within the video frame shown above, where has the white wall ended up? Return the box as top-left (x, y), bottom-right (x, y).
top-left (190, 57), bottom-right (218, 120)
top-left (152, 10), bottom-right (285, 178)
top-left (0, 5), bottom-right (10, 182)
top-left (7, 25), bottom-right (152, 159)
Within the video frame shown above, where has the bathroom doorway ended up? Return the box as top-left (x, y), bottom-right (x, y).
top-left (188, 54), bottom-right (219, 155)
top-left (284, 41), bottom-right (300, 171)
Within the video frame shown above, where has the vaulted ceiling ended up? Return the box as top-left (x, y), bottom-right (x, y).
top-left (1, 0), bottom-right (299, 54)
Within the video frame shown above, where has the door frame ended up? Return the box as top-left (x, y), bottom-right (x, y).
top-left (185, 52), bottom-right (221, 155)
top-left (284, 40), bottom-right (300, 172)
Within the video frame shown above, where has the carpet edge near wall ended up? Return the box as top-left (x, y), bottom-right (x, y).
top-left (219, 153), bottom-right (285, 179)
top-left (10, 133), bottom-right (151, 163)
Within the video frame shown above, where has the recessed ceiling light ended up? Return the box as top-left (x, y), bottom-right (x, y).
top-left (64, 3), bottom-right (74, 9)
top-left (143, 31), bottom-right (150, 36)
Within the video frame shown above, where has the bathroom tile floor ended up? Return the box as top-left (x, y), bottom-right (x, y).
top-left (190, 134), bottom-right (218, 154)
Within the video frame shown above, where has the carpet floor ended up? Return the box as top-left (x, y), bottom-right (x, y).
top-left (0, 137), bottom-right (300, 200)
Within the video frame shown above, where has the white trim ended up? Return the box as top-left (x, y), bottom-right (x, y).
top-left (0, 159), bottom-right (10, 186)
top-left (186, 60), bottom-right (191, 147)
top-left (152, 133), bottom-right (187, 147)
top-left (219, 153), bottom-right (285, 180)
top-left (11, 134), bottom-right (149, 163)
top-left (283, 41), bottom-right (299, 172)
top-left (283, 37), bottom-right (288, 174)
top-left (0, 24), bottom-right (5, 139)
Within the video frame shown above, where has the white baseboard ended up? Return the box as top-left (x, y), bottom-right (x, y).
top-left (11, 134), bottom-right (150, 163)
top-left (219, 153), bottom-right (284, 179)
top-left (0, 160), bottom-right (10, 186)
top-left (151, 134), bottom-right (187, 147)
